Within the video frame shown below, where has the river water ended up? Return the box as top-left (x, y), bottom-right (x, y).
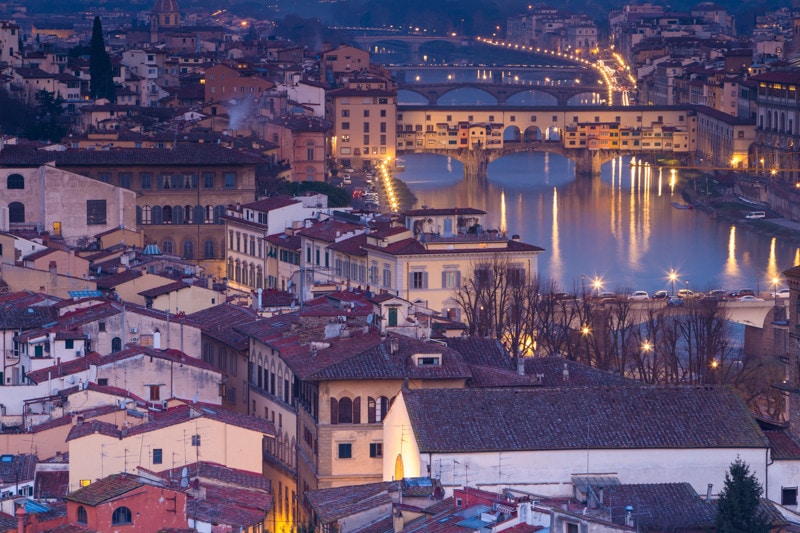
top-left (398, 152), bottom-right (800, 295)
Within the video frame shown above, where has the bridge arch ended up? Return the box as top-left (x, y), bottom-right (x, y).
top-left (524, 126), bottom-right (543, 142)
top-left (505, 89), bottom-right (559, 106)
top-left (545, 126), bottom-right (561, 142)
top-left (434, 87), bottom-right (499, 106)
top-left (567, 91), bottom-right (605, 106)
top-left (503, 125), bottom-right (522, 143)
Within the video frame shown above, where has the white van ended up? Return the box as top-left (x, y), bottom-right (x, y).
top-left (745, 211), bottom-right (765, 220)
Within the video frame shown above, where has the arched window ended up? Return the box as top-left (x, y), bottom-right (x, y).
top-left (163, 205), bottom-right (173, 224)
top-left (234, 260), bottom-right (241, 282)
top-left (141, 205), bottom-right (151, 224)
top-left (330, 397), bottom-right (339, 424)
top-left (184, 205), bottom-right (194, 224)
top-left (183, 240), bottom-right (194, 260)
top-left (172, 205), bottom-right (183, 224)
top-left (204, 239), bottom-right (215, 259)
top-left (227, 257), bottom-right (233, 279)
top-left (257, 266), bottom-right (263, 288)
top-left (214, 205), bottom-right (225, 224)
top-left (368, 396), bottom-right (390, 423)
top-left (306, 166), bottom-right (315, 181)
top-left (111, 337), bottom-right (122, 353)
top-left (77, 506), bottom-right (87, 524)
top-left (162, 240), bottom-right (174, 254)
top-left (8, 202), bottom-right (24, 223)
top-left (249, 264), bottom-right (255, 287)
top-left (194, 205), bottom-right (204, 224)
top-left (337, 397), bottom-right (358, 424)
top-left (205, 205), bottom-right (214, 223)
top-left (151, 205), bottom-right (163, 224)
top-left (7, 173), bottom-right (24, 189)
top-left (111, 506), bottom-right (132, 525)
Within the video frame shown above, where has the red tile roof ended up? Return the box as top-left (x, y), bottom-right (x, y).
top-left (242, 195), bottom-right (300, 212)
top-left (64, 473), bottom-right (145, 505)
top-left (403, 386), bottom-right (767, 453)
top-left (138, 280), bottom-right (191, 297)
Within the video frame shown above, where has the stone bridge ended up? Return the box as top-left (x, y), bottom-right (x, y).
top-left (398, 82), bottom-right (605, 107)
top-left (350, 34), bottom-right (467, 62)
top-left (397, 142), bottom-right (629, 181)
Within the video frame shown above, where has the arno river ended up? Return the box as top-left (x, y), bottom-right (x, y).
top-left (398, 152), bottom-right (800, 295)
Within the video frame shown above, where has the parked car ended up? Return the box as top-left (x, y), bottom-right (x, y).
top-left (705, 289), bottom-right (727, 301)
top-left (629, 290), bottom-right (650, 300)
top-left (666, 296), bottom-right (684, 307)
top-left (772, 288), bottom-right (790, 299)
top-left (677, 289), bottom-right (695, 299)
top-left (652, 290), bottom-right (669, 301)
top-left (738, 295), bottom-right (764, 302)
top-left (729, 288), bottom-right (755, 298)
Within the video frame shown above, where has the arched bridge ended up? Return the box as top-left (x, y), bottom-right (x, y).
top-left (397, 142), bottom-right (628, 181)
top-left (398, 82), bottom-right (606, 106)
top-left (625, 299), bottom-right (781, 329)
top-left (351, 34), bottom-right (467, 61)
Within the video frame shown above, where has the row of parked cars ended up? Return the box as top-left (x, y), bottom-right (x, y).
top-left (622, 287), bottom-right (790, 304)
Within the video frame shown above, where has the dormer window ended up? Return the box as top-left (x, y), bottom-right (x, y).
top-left (414, 354), bottom-right (441, 366)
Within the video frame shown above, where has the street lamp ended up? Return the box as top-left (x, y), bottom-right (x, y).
top-left (772, 276), bottom-right (780, 306)
top-left (592, 276), bottom-right (603, 297)
top-left (668, 270), bottom-right (678, 295)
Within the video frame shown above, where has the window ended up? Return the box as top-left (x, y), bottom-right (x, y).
top-left (783, 487), bottom-right (798, 506)
top-left (338, 443), bottom-right (352, 459)
top-left (111, 507), bottom-right (132, 525)
top-left (98, 173), bottom-right (111, 183)
top-left (363, 123), bottom-right (370, 133)
top-left (87, 200), bottom-right (107, 225)
top-left (77, 506), bottom-right (87, 524)
top-left (224, 172), bottom-right (235, 189)
top-left (341, 109), bottom-right (350, 117)
top-left (191, 434), bottom-right (201, 446)
top-left (98, 322), bottom-right (106, 332)
top-left (98, 378), bottom-right (108, 386)
top-left (370, 442), bottom-right (383, 458)
top-left (8, 202), bottom-right (24, 223)
top-left (341, 122), bottom-right (350, 130)
top-left (203, 172), bottom-right (214, 188)
top-left (153, 448), bottom-right (163, 464)
top-left (65, 339), bottom-right (74, 349)
top-left (411, 271), bottom-right (427, 289)
top-left (7, 173), bottom-right (24, 189)
top-left (204, 239), bottom-right (215, 259)
top-left (149, 385), bottom-right (160, 401)
top-left (363, 110), bottom-right (370, 117)
top-left (183, 240), bottom-right (194, 260)
top-left (442, 270), bottom-right (461, 288)
top-left (111, 337), bottom-right (122, 353)
top-left (119, 173), bottom-right (131, 189)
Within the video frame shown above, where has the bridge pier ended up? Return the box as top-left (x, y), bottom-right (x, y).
top-left (573, 150), bottom-right (602, 177)
top-left (461, 148), bottom-right (490, 183)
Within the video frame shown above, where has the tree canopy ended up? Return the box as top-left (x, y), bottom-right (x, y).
top-left (716, 457), bottom-right (770, 533)
top-left (89, 16), bottom-right (116, 102)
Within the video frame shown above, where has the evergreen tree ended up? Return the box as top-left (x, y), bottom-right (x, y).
top-left (716, 457), bottom-right (771, 533)
top-left (89, 16), bottom-right (116, 102)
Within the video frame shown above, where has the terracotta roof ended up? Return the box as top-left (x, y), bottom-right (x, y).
top-left (444, 338), bottom-right (511, 369)
top-left (66, 403), bottom-right (276, 442)
top-left (764, 429), bottom-right (800, 460)
top-left (34, 470), bottom-right (69, 499)
top-left (306, 482), bottom-right (395, 524)
top-left (97, 346), bottom-right (220, 374)
top-left (242, 195), bottom-right (300, 212)
top-left (26, 354), bottom-right (97, 384)
top-left (306, 335), bottom-right (472, 382)
top-left (327, 234), bottom-right (368, 256)
top-left (402, 386), bottom-right (767, 453)
top-left (523, 356), bottom-right (640, 387)
top-left (297, 220), bottom-right (364, 243)
top-left (265, 232), bottom-right (301, 249)
top-left (138, 280), bottom-right (191, 298)
top-left (604, 483), bottom-right (716, 530)
top-left (0, 454), bottom-right (37, 485)
top-left (0, 144), bottom-right (267, 168)
top-left (64, 473), bottom-right (144, 505)
top-left (751, 72), bottom-right (800, 84)
top-left (186, 304), bottom-right (259, 351)
top-left (0, 303), bottom-right (58, 330)
top-left (95, 269), bottom-right (144, 289)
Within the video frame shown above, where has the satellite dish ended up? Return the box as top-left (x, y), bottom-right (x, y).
top-left (181, 466), bottom-right (188, 478)
top-left (366, 313), bottom-right (373, 324)
top-left (180, 477), bottom-right (189, 488)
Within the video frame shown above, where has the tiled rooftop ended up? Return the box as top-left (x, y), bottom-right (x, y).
top-left (305, 482), bottom-right (395, 524)
top-left (402, 386), bottom-right (767, 453)
top-left (64, 473), bottom-right (144, 506)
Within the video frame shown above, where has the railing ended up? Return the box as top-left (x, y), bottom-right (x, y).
top-left (419, 231), bottom-right (508, 243)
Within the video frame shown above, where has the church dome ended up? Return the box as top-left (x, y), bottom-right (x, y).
top-left (153, 0), bottom-right (179, 13)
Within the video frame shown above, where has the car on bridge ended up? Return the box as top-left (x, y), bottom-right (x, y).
top-left (772, 288), bottom-right (790, 299)
top-left (652, 290), bottom-right (669, 301)
top-left (629, 290), bottom-right (649, 300)
top-left (729, 288), bottom-right (755, 299)
top-left (677, 289), bottom-right (695, 299)
top-left (666, 296), bottom-right (684, 307)
top-left (738, 295), bottom-right (764, 302)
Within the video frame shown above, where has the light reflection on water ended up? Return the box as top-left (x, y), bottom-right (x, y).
top-left (399, 152), bottom-right (800, 293)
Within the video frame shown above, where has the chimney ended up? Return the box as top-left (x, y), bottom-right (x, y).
top-left (392, 507), bottom-right (404, 533)
top-left (562, 362), bottom-right (569, 381)
top-left (389, 336), bottom-right (399, 354)
top-left (40, 231), bottom-right (50, 245)
top-left (517, 356), bottom-right (525, 376)
top-left (706, 483), bottom-right (713, 500)
top-left (49, 261), bottom-right (57, 275)
top-left (16, 505), bottom-right (26, 533)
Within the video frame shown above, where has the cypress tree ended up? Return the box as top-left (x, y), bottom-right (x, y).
top-left (715, 457), bottom-right (771, 533)
top-left (89, 16), bottom-right (116, 102)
